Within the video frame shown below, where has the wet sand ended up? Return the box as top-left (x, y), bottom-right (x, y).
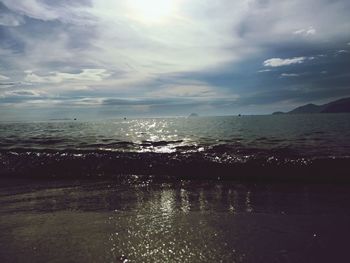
top-left (1, 179), bottom-right (350, 262)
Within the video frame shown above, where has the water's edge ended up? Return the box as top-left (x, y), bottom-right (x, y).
top-left (1, 150), bottom-right (349, 183)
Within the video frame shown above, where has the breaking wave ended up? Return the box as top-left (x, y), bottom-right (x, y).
top-left (1, 148), bottom-right (349, 182)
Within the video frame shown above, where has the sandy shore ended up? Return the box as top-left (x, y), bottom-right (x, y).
top-left (1, 179), bottom-right (350, 262)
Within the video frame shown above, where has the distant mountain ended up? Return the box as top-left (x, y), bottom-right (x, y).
top-left (322, 97), bottom-right (350, 113)
top-left (272, 111), bottom-right (285, 115)
top-left (272, 97), bottom-right (350, 115)
top-left (288, 103), bottom-right (326, 114)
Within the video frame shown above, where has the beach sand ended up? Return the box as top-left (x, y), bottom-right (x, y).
top-left (1, 179), bottom-right (350, 262)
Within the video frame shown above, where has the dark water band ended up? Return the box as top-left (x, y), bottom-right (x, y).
top-left (1, 150), bottom-right (349, 183)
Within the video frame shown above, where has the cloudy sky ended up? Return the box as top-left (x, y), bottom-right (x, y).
top-left (0, 0), bottom-right (350, 120)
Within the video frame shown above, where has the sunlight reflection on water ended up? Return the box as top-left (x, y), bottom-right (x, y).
top-left (2, 115), bottom-right (350, 157)
top-left (1, 181), bottom-right (350, 262)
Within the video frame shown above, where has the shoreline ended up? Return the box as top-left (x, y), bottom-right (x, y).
top-left (1, 179), bottom-right (350, 262)
top-left (1, 150), bottom-right (350, 183)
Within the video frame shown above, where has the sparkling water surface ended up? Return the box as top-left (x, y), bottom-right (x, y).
top-left (1, 180), bottom-right (350, 263)
top-left (1, 114), bottom-right (350, 262)
top-left (1, 114), bottom-right (350, 156)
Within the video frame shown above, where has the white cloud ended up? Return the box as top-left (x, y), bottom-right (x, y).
top-left (70, 98), bottom-right (103, 106)
top-left (1, 0), bottom-right (94, 25)
top-left (87, 0), bottom-right (246, 75)
top-left (1, 89), bottom-right (46, 99)
top-left (3, 1), bottom-right (349, 82)
top-left (150, 84), bottom-right (217, 98)
top-left (0, 74), bottom-right (10, 81)
top-left (1, 0), bottom-right (57, 20)
top-left (6, 90), bottom-right (41, 97)
top-left (24, 69), bottom-right (111, 84)
top-left (0, 13), bottom-right (24, 27)
top-left (263, 57), bottom-right (307, 67)
top-left (280, 73), bottom-right (300, 77)
top-left (258, 69), bottom-right (272, 73)
top-left (293, 26), bottom-right (316, 36)
top-left (336, 50), bottom-right (349, 54)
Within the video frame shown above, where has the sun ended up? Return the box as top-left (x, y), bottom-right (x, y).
top-left (127, 0), bottom-right (176, 23)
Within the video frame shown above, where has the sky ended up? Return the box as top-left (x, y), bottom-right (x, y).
top-left (0, 0), bottom-right (350, 120)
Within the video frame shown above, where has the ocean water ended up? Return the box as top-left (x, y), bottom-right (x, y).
top-left (1, 114), bottom-right (350, 181)
top-left (1, 114), bottom-right (350, 154)
top-left (1, 114), bottom-right (350, 262)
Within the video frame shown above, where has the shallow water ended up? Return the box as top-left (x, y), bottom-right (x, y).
top-left (1, 180), bottom-right (350, 262)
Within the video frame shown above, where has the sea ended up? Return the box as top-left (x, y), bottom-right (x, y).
top-left (1, 114), bottom-right (350, 180)
top-left (1, 114), bottom-right (350, 262)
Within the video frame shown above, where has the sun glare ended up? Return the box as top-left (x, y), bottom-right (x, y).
top-left (127, 0), bottom-right (176, 23)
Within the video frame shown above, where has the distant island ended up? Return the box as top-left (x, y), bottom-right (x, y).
top-left (188, 113), bottom-right (199, 117)
top-left (273, 97), bottom-right (350, 114)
